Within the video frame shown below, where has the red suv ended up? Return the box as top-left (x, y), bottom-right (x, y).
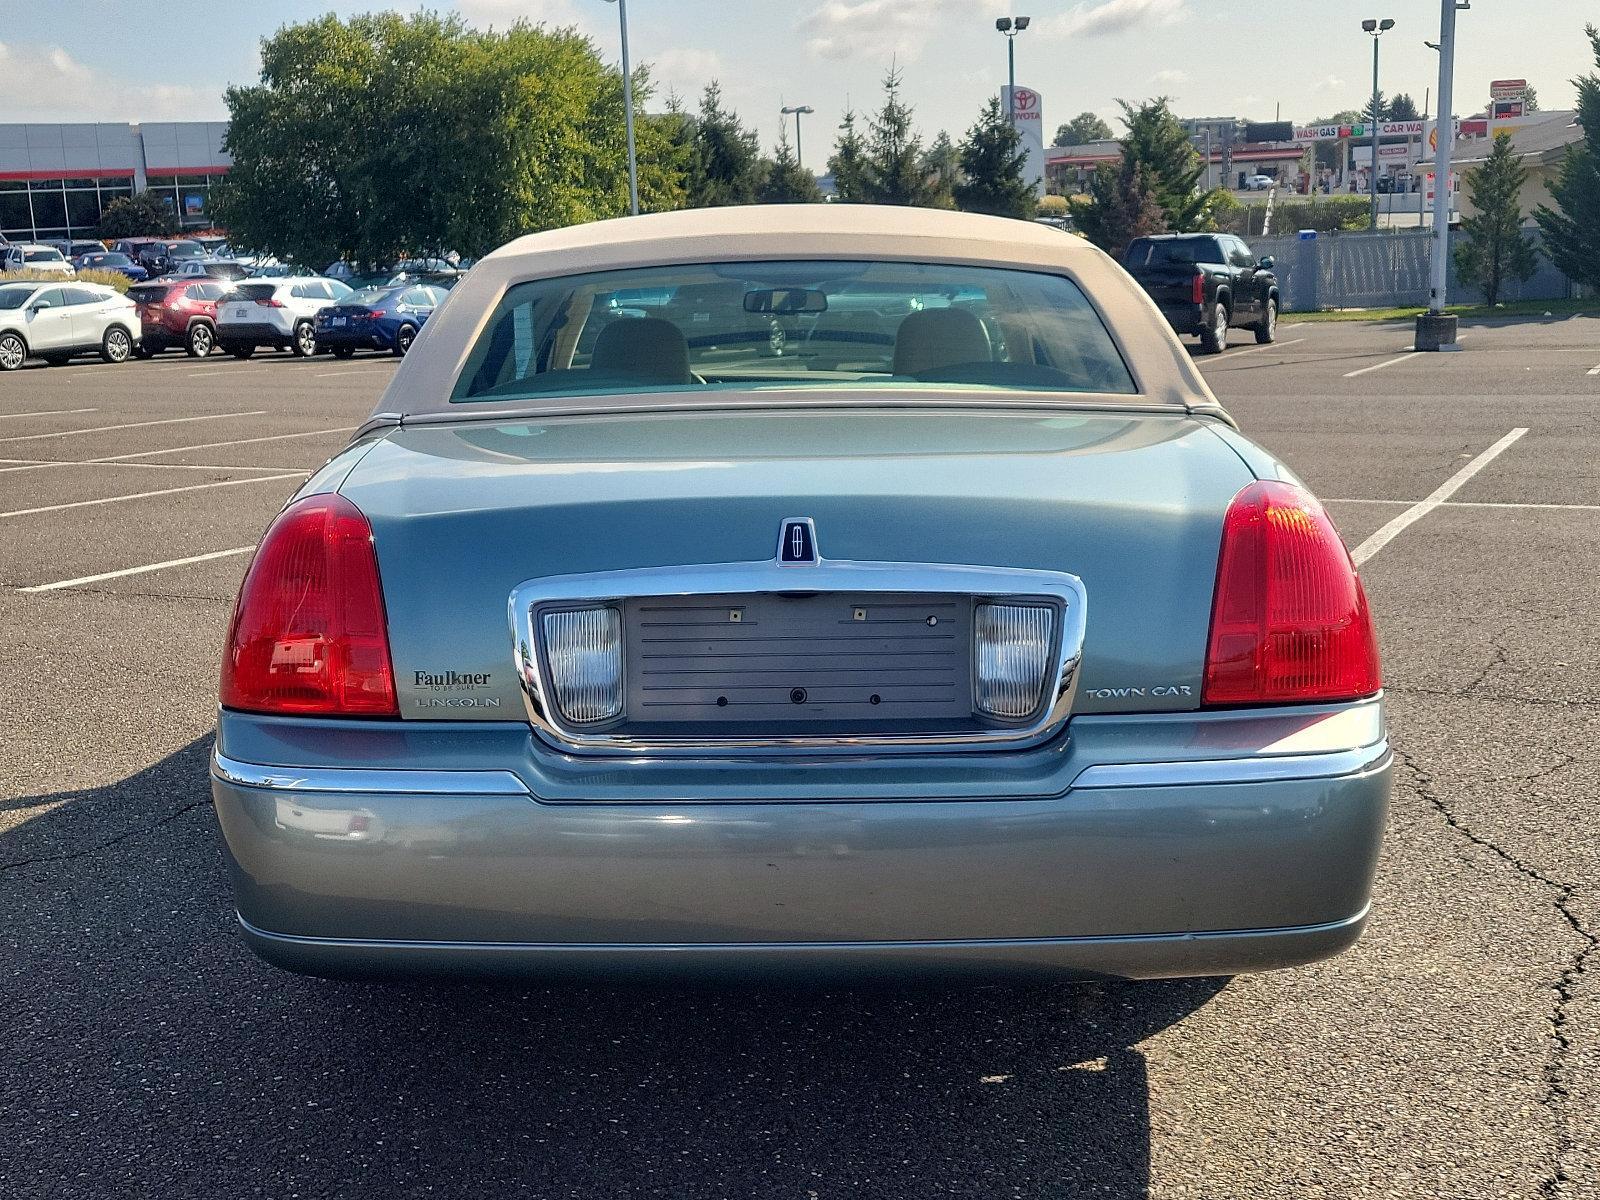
top-left (127, 278), bottom-right (229, 357)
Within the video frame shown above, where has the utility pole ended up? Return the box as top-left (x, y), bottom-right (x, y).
top-left (1418, 0), bottom-right (1470, 350)
top-left (604, 0), bottom-right (639, 215)
top-left (995, 17), bottom-right (1030, 131)
top-left (1363, 18), bottom-right (1395, 230)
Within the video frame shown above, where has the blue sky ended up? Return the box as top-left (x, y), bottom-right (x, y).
top-left (0, 0), bottom-right (1592, 157)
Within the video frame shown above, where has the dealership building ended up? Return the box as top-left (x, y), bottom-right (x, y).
top-left (0, 121), bottom-right (230, 243)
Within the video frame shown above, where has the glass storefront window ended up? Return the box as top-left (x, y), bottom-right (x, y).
top-left (60, 178), bottom-right (96, 190)
top-left (30, 190), bottom-right (67, 229)
top-left (28, 178), bottom-right (65, 193)
top-left (66, 190), bottom-right (101, 230)
top-left (0, 191), bottom-right (31, 234)
top-left (0, 179), bottom-right (25, 193)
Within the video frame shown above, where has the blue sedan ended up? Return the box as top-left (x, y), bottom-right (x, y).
top-left (312, 283), bottom-right (444, 357)
top-left (74, 251), bottom-right (149, 282)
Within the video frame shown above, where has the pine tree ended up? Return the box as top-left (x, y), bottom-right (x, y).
top-left (1074, 156), bottom-right (1167, 254)
top-left (859, 66), bottom-right (939, 206)
top-left (954, 97), bottom-right (1036, 219)
top-left (1117, 98), bottom-right (1214, 230)
top-left (921, 131), bottom-right (960, 209)
top-left (828, 109), bottom-right (869, 202)
top-left (684, 82), bottom-right (765, 208)
top-left (1054, 112), bottom-right (1114, 147)
top-left (1388, 93), bottom-right (1420, 122)
top-left (1535, 25), bottom-right (1600, 288)
top-left (1362, 91), bottom-right (1388, 125)
top-left (759, 123), bottom-right (822, 204)
top-left (1455, 132), bottom-right (1539, 305)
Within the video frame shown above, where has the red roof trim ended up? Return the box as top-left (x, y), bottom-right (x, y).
top-left (0, 168), bottom-right (137, 181)
top-left (145, 165), bottom-right (231, 176)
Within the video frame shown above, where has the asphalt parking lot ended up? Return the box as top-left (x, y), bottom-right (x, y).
top-left (2, 319), bottom-right (1598, 1199)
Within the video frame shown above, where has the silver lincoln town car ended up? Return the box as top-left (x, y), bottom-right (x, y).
top-left (211, 205), bottom-right (1389, 980)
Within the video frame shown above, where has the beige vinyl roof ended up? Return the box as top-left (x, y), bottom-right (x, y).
top-left (368, 204), bottom-right (1222, 426)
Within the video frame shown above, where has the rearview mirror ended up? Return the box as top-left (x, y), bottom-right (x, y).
top-left (744, 287), bottom-right (828, 315)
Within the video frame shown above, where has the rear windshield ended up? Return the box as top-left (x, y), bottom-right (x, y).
top-left (128, 284), bottom-right (168, 304)
top-left (24, 249), bottom-right (65, 263)
top-left (346, 287), bottom-right (395, 305)
top-left (232, 282), bottom-right (280, 300)
top-left (452, 260), bottom-right (1136, 403)
top-left (167, 242), bottom-right (204, 257)
top-left (1124, 238), bottom-right (1223, 267)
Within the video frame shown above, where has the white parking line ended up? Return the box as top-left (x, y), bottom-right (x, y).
top-left (0, 458), bottom-right (308, 475)
top-left (1342, 335), bottom-right (1467, 378)
top-left (1329, 497), bottom-right (1600, 512)
top-left (88, 426), bottom-right (350, 463)
top-left (1199, 337), bottom-right (1307, 363)
top-left (1349, 428), bottom-right (1529, 565)
top-left (0, 407), bottom-right (98, 421)
top-left (0, 473), bottom-right (301, 519)
top-left (1586, 363), bottom-right (1600, 376)
top-left (0, 410), bottom-right (266, 445)
top-left (19, 545), bottom-right (257, 593)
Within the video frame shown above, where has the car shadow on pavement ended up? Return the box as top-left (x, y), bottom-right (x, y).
top-left (0, 735), bottom-right (1227, 1199)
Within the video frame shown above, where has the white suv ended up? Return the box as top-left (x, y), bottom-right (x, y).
top-left (216, 277), bottom-right (354, 358)
top-left (0, 281), bottom-right (139, 370)
top-left (2, 243), bottom-right (76, 277)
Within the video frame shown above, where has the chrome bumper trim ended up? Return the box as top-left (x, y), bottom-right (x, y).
top-left (1071, 743), bottom-right (1389, 789)
top-left (212, 750), bottom-right (530, 796)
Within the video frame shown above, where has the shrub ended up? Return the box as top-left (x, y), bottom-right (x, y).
top-left (1036, 193), bottom-right (1069, 217)
top-left (0, 268), bottom-right (133, 293)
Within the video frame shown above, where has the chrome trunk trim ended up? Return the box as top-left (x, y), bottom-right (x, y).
top-left (508, 559), bottom-right (1087, 756)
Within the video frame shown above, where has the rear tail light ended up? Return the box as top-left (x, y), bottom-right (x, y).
top-left (254, 297), bottom-right (285, 308)
top-left (542, 608), bottom-right (624, 723)
top-left (220, 494), bottom-right (397, 716)
top-left (1191, 272), bottom-right (1206, 305)
top-left (1203, 481), bottom-right (1381, 706)
top-left (974, 602), bottom-right (1055, 718)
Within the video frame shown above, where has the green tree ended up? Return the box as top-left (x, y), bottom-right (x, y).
top-left (96, 192), bottom-right (177, 239)
top-left (211, 12), bottom-right (678, 267)
top-left (828, 108), bottom-right (869, 201)
top-left (759, 123), bottom-right (822, 204)
top-left (954, 96), bottom-right (1036, 219)
top-left (1519, 85), bottom-right (1540, 113)
top-left (1455, 132), bottom-right (1539, 305)
top-left (1073, 155), bottom-right (1167, 254)
top-left (684, 82), bottom-right (765, 207)
top-left (859, 66), bottom-right (939, 206)
top-left (921, 131), bottom-right (960, 209)
top-left (1388, 93), bottom-right (1420, 122)
top-left (1362, 91), bottom-right (1388, 125)
top-left (1536, 25), bottom-right (1600, 288)
top-left (1116, 98), bottom-right (1217, 230)
top-left (1053, 111), bottom-right (1114, 147)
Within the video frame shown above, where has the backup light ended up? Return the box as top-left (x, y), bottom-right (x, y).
top-left (1203, 481), bottom-right (1382, 705)
top-left (220, 494), bottom-right (397, 716)
top-left (974, 602), bottom-right (1055, 719)
top-left (542, 608), bottom-right (624, 723)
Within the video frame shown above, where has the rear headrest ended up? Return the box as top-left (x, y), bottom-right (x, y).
top-left (891, 308), bottom-right (993, 377)
top-left (590, 317), bottom-right (693, 385)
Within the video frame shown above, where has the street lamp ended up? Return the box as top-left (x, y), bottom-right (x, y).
top-left (1419, 0), bottom-right (1471, 352)
top-left (995, 16), bottom-right (1031, 130)
top-left (1362, 17), bottom-right (1395, 230)
top-left (602, 0), bottom-right (639, 216)
top-left (781, 105), bottom-right (815, 169)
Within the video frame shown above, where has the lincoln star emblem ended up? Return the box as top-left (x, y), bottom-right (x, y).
top-left (778, 518), bottom-right (818, 564)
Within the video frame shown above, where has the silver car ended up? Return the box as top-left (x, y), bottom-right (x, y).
top-left (212, 206), bottom-right (1388, 981)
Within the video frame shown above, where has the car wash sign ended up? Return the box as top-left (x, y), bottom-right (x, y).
top-left (1003, 85), bottom-right (1047, 198)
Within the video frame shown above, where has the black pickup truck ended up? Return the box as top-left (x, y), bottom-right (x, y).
top-left (1122, 233), bottom-right (1279, 354)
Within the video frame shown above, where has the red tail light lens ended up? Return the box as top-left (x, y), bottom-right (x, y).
top-left (1191, 272), bottom-right (1206, 305)
top-left (220, 494), bottom-right (397, 716)
top-left (1203, 481), bottom-right (1381, 706)
top-left (254, 297), bottom-right (285, 308)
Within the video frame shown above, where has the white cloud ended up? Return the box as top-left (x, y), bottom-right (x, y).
top-left (799, 0), bottom-right (1007, 63)
top-left (1151, 68), bottom-right (1189, 87)
top-left (648, 47), bottom-right (727, 104)
top-left (1314, 74), bottom-right (1347, 92)
top-left (1046, 0), bottom-right (1188, 40)
top-left (453, 0), bottom-right (590, 31)
top-left (0, 42), bottom-right (216, 120)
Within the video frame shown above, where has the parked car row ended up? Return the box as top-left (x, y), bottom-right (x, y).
top-left (0, 272), bottom-right (448, 370)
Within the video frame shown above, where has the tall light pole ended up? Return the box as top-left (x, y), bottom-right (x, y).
top-left (995, 16), bottom-right (1030, 130)
top-left (1362, 18), bottom-right (1395, 230)
top-left (781, 105), bottom-right (815, 169)
top-left (1419, 0), bottom-right (1471, 351)
top-left (603, 0), bottom-right (639, 215)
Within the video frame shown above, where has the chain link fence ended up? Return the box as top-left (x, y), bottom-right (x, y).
top-left (1250, 229), bottom-right (1573, 312)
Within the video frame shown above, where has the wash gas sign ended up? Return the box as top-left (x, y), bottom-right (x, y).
top-left (1002, 85), bottom-right (1046, 198)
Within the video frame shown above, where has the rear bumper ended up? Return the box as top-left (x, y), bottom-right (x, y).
top-left (211, 699), bottom-right (1390, 981)
top-left (217, 321), bottom-right (292, 346)
top-left (1154, 301), bottom-right (1206, 335)
top-left (315, 326), bottom-right (390, 349)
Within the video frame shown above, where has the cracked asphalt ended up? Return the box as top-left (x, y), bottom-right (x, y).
top-left (1, 317), bottom-right (1597, 1198)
